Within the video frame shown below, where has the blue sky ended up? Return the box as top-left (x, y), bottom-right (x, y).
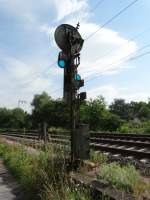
top-left (0, 0), bottom-right (150, 111)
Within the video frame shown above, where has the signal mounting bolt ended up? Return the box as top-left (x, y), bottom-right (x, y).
top-left (76, 22), bottom-right (80, 30)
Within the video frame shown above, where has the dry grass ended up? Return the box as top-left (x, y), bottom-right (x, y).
top-left (0, 139), bottom-right (91, 200)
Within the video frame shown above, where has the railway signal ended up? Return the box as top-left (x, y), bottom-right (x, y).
top-left (58, 51), bottom-right (68, 68)
top-left (54, 23), bottom-right (89, 164)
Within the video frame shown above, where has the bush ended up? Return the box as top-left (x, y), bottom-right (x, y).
top-left (98, 162), bottom-right (141, 192)
top-left (118, 120), bottom-right (150, 134)
top-left (144, 126), bottom-right (150, 134)
top-left (48, 127), bottom-right (68, 135)
top-left (118, 124), bottom-right (130, 133)
top-left (90, 150), bottom-right (107, 164)
top-left (100, 113), bottom-right (123, 132)
top-left (0, 143), bottom-right (37, 197)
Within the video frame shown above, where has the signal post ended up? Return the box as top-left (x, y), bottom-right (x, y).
top-left (54, 23), bottom-right (89, 165)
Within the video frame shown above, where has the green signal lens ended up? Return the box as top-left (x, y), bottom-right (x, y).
top-left (75, 74), bottom-right (81, 81)
top-left (58, 60), bottom-right (65, 68)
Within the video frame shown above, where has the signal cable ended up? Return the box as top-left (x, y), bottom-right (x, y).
top-left (44, 40), bottom-right (150, 96)
top-left (129, 49), bottom-right (150, 60)
top-left (73, 0), bottom-right (106, 23)
top-left (83, 48), bottom-right (150, 90)
top-left (91, 26), bottom-right (150, 62)
top-left (24, 0), bottom-right (141, 96)
top-left (24, 25), bottom-right (150, 89)
top-left (88, 41), bottom-right (150, 75)
top-left (85, 0), bottom-right (139, 40)
top-left (85, 42), bottom-right (150, 84)
top-left (21, 60), bottom-right (57, 87)
top-left (88, 0), bottom-right (105, 13)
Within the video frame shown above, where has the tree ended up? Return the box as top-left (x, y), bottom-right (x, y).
top-left (0, 107), bottom-right (28, 129)
top-left (100, 113), bottom-right (123, 131)
top-left (109, 99), bottom-right (130, 120)
top-left (10, 108), bottom-right (27, 129)
top-left (80, 96), bottom-right (107, 130)
top-left (130, 101), bottom-right (150, 120)
top-left (47, 99), bottom-right (69, 128)
top-left (0, 108), bottom-right (12, 128)
top-left (31, 92), bottom-right (69, 128)
top-left (31, 92), bottom-right (52, 125)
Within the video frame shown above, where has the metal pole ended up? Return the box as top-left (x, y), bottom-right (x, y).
top-left (70, 55), bottom-right (82, 164)
top-left (70, 57), bottom-right (76, 163)
top-left (43, 122), bottom-right (47, 142)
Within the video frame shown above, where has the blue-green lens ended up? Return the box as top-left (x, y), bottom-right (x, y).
top-left (75, 74), bottom-right (81, 81)
top-left (58, 60), bottom-right (65, 68)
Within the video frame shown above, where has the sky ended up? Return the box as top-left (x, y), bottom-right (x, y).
top-left (0, 0), bottom-right (150, 111)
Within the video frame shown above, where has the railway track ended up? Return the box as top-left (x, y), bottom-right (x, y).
top-left (1, 132), bottom-right (149, 199)
top-left (0, 132), bottom-right (150, 162)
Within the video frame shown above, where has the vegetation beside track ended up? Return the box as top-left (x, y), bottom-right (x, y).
top-left (0, 139), bottom-right (150, 199)
top-left (0, 140), bottom-right (91, 200)
top-left (0, 92), bottom-right (150, 133)
top-left (90, 150), bottom-right (108, 164)
top-left (90, 151), bottom-right (150, 199)
top-left (98, 162), bottom-right (141, 192)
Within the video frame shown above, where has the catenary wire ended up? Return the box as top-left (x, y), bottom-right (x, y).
top-left (25, 0), bottom-right (138, 88)
top-left (91, 26), bottom-right (150, 62)
top-left (86, 0), bottom-right (105, 14)
top-left (48, 38), bottom-right (150, 96)
top-left (21, 61), bottom-right (57, 86)
top-left (74, 0), bottom-right (106, 23)
top-left (85, 42), bottom-right (150, 84)
top-left (49, 41), bottom-right (150, 96)
top-left (25, 0), bottom-right (140, 96)
top-left (85, 0), bottom-right (139, 40)
top-left (22, 0), bottom-right (107, 88)
top-left (130, 49), bottom-right (150, 60)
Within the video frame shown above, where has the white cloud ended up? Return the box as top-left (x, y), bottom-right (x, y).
top-left (39, 24), bottom-right (52, 36)
top-left (0, 54), bottom-right (62, 110)
top-left (88, 85), bottom-right (150, 104)
top-left (0, 0), bottom-right (145, 111)
top-left (76, 22), bottom-right (137, 78)
top-left (50, 15), bottom-right (137, 78)
top-left (0, 0), bottom-right (88, 23)
top-left (52, 0), bottom-right (88, 21)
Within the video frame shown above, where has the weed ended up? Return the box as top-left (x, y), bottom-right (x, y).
top-left (90, 150), bottom-right (107, 164)
top-left (0, 140), bottom-right (91, 200)
top-left (98, 162), bottom-right (142, 192)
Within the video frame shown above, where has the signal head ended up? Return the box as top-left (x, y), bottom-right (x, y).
top-left (79, 92), bottom-right (86, 101)
top-left (57, 51), bottom-right (68, 68)
top-left (55, 24), bottom-right (84, 55)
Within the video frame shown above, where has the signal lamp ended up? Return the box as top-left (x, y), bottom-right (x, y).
top-left (58, 60), bottom-right (66, 68)
top-left (74, 74), bottom-right (81, 81)
top-left (79, 92), bottom-right (86, 101)
top-left (58, 51), bottom-right (68, 68)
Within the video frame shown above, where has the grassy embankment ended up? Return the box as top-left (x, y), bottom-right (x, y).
top-left (91, 150), bottom-right (150, 199)
top-left (118, 120), bottom-right (150, 134)
top-left (0, 139), bottom-right (149, 200)
top-left (0, 140), bottom-right (91, 200)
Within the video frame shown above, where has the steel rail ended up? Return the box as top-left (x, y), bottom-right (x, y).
top-left (1, 132), bottom-right (150, 160)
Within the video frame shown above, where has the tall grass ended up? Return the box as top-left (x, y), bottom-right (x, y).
top-left (98, 162), bottom-right (150, 198)
top-left (98, 162), bottom-right (143, 193)
top-left (0, 141), bottom-right (91, 200)
top-left (1, 140), bottom-right (149, 199)
top-left (90, 150), bottom-right (107, 164)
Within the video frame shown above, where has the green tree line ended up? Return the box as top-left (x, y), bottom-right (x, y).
top-left (0, 92), bottom-right (150, 133)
